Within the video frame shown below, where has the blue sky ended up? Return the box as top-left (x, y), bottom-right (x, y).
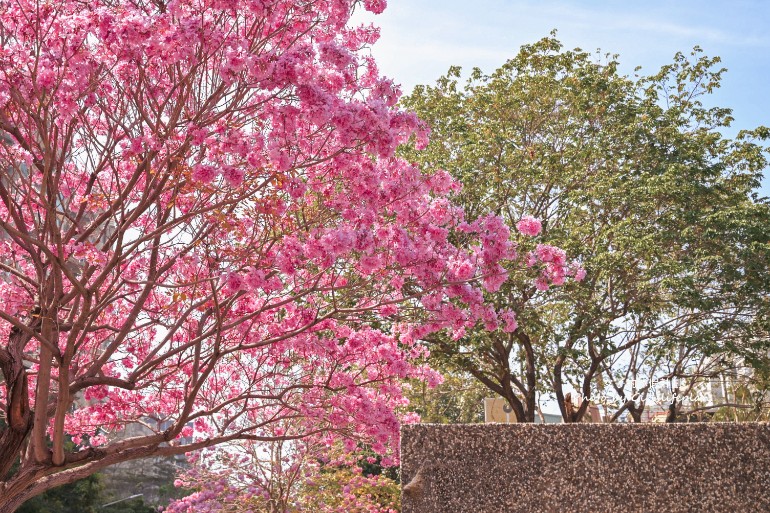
top-left (355, 0), bottom-right (770, 194)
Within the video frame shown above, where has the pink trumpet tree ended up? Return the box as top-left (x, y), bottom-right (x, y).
top-left (0, 0), bottom-right (575, 510)
top-left (164, 427), bottom-right (401, 513)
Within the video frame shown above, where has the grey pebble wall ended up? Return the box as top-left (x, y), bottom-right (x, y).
top-left (401, 423), bottom-right (770, 513)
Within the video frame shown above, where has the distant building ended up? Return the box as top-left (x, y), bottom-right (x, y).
top-left (483, 397), bottom-right (598, 424)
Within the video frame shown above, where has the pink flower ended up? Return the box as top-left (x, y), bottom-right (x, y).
top-left (500, 310), bottom-right (518, 333)
top-left (516, 215), bottom-right (542, 237)
top-left (245, 268), bottom-right (266, 290)
top-left (319, 42), bottom-right (355, 70)
top-left (481, 305), bottom-right (498, 331)
top-left (222, 166), bottom-right (244, 187)
top-left (428, 169), bottom-right (457, 195)
top-left (536, 243), bottom-right (558, 263)
top-left (575, 267), bottom-right (587, 282)
top-left (482, 270), bottom-right (507, 292)
top-left (449, 259), bottom-right (475, 281)
top-left (192, 164), bottom-right (218, 183)
top-left (190, 128), bottom-right (208, 145)
top-left (37, 66), bottom-right (57, 89)
top-left (525, 251), bottom-right (537, 267)
top-left (363, 0), bottom-right (387, 14)
top-left (379, 303), bottom-right (397, 316)
top-left (223, 273), bottom-right (244, 293)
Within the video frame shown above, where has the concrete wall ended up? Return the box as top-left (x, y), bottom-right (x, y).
top-left (401, 423), bottom-right (770, 513)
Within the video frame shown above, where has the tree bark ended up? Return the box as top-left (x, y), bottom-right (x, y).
top-left (0, 324), bottom-right (35, 480)
top-left (0, 491), bottom-right (30, 513)
top-left (666, 400), bottom-right (678, 423)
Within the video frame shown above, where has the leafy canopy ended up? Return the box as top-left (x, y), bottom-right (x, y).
top-left (401, 35), bottom-right (770, 422)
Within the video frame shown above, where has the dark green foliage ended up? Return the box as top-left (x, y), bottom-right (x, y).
top-left (16, 473), bottom-right (158, 513)
top-left (99, 498), bottom-right (157, 513)
top-left (16, 474), bottom-right (104, 513)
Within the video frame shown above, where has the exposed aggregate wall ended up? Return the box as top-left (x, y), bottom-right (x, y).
top-left (401, 423), bottom-right (770, 513)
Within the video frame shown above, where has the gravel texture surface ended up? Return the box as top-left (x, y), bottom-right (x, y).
top-left (401, 423), bottom-right (770, 513)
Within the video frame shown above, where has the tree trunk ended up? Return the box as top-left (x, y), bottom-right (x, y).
top-left (666, 400), bottom-right (678, 423)
top-left (0, 325), bottom-right (35, 479)
top-left (0, 491), bottom-right (32, 513)
top-left (628, 403), bottom-right (643, 423)
top-left (563, 393), bottom-right (576, 423)
top-left (0, 466), bottom-right (42, 513)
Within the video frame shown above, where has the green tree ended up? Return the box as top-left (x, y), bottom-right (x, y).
top-left (401, 35), bottom-right (770, 423)
top-left (404, 365), bottom-right (487, 424)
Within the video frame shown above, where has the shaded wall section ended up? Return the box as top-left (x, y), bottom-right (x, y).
top-left (401, 423), bottom-right (770, 513)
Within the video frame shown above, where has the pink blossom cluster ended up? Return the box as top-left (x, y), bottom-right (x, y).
top-left (516, 215), bottom-right (542, 237)
top-left (0, 0), bottom-right (582, 504)
top-left (165, 435), bottom-right (399, 513)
